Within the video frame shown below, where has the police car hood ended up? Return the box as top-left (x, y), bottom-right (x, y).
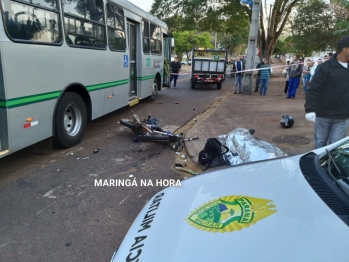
top-left (111, 155), bottom-right (349, 262)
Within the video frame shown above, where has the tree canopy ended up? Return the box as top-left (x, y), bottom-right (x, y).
top-left (150, 0), bottom-right (349, 59)
top-left (290, 0), bottom-right (339, 56)
top-left (172, 31), bottom-right (213, 60)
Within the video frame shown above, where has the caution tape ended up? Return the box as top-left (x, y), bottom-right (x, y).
top-left (230, 62), bottom-right (305, 74)
top-left (169, 62), bottom-right (306, 75)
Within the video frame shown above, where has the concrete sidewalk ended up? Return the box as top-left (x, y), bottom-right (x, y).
top-left (185, 58), bottom-right (316, 166)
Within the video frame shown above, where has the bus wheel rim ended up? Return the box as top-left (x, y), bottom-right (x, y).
top-left (63, 103), bottom-right (82, 136)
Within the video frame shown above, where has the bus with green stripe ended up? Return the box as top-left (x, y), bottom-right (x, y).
top-left (0, 0), bottom-right (172, 157)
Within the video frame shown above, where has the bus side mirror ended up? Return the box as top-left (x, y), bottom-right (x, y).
top-left (171, 38), bottom-right (174, 48)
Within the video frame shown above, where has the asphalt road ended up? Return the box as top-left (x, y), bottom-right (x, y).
top-left (0, 70), bottom-right (232, 262)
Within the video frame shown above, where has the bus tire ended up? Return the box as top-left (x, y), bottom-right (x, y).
top-left (53, 92), bottom-right (87, 148)
top-left (217, 82), bottom-right (222, 89)
top-left (191, 81), bottom-right (196, 89)
top-left (150, 78), bottom-right (158, 102)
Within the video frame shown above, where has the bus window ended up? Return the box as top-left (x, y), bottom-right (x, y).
top-left (107, 4), bottom-right (126, 52)
top-left (63, 0), bottom-right (106, 48)
top-left (142, 20), bottom-right (150, 54)
top-left (21, 0), bottom-right (58, 10)
top-left (3, 0), bottom-right (62, 43)
top-left (150, 23), bottom-right (161, 55)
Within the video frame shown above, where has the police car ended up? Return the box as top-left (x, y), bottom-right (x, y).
top-left (111, 136), bottom-right (349, 262)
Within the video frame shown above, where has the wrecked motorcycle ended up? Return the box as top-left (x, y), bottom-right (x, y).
top-left (120, 114), bottom-right (199, 152)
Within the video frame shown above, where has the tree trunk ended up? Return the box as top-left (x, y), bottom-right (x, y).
top-left (258, 0), bottom-right (301, 62)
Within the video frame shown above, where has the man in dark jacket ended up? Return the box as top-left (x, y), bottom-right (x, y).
top-left (254, 58), bottom-right (265, 93)
top-left (170, 57), bottom-right (181, 88)
top-left (304, 35), bottom-right (349, 149)
top-left (286, 54), bottom-right (303, 99)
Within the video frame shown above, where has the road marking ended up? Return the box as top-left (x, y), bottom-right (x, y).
top-left (43, 187), bottom-right (60, 198)
top-left (36, 202), bottom-right (54, 215)
top-left (119, 196), bottom-right (129, 205)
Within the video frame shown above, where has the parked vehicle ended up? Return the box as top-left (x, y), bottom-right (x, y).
top-left (190, 49), bottom-right (227, 90)
top-left (0, 0), bottom-right (173, 158)
top-left (111, 136), bottom-right (349, 261)
top-left (181, 60), bottom-right (191, 66)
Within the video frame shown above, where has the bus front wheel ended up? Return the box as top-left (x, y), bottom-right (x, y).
top-left (53, 92), bottom-right (87, 148)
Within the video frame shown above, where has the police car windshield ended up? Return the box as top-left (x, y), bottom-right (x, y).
top-left (320, 140), bottom-right (349, 192)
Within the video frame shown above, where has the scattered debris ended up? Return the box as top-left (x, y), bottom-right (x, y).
top-left (174, 102), bottom-right (179, 104)
top-left (129, 174), bottom-right (134, 178)
top-left (141, 164), bottom-right (146, 166)
top-left (93, 148), bottom-right (100, 153)
top-left (175, 163), bottom-right (187, 167)
top-left (192, 108), bottom-right (195, 110)
top-left (132, 164), bottom-right (137, 167)
top-left (65, 243), bottom-right (71, 247)
top-left (175, 167), bottom-right (199, 176)
top-left (82, 157), bottom-right (89, 160)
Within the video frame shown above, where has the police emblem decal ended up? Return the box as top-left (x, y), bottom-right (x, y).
top-left (186, 195), bottom-right (276, 233)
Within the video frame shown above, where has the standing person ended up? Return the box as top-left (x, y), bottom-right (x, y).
top-left (170, 57), bottom-right (181, 88)
top-left (286, 55), bottom-right (303, 99)
top-left (301, 59), bottom-right (311, 94)
top-left (254, 58), bottom-right (265, 93)
top-left (259, 59), bottom-right (271, 96)
top-left (282, 61), bottom-right (290, 94)
top-left (304, 36), bottom-right (349, 149)
top-left (232, 55), bottom-right (245, 94)
top-left (304, 60), bottom-right (314, 90)
top-left (310, 57), bottom-right (323, 81)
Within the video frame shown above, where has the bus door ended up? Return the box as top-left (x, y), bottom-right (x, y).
top-left (127, 21), bottom-right (137, 98)
top-left (163, 33), bottom-right (173, 88)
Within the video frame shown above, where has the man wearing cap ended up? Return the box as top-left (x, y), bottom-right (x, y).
top-left (304, 35), bottom-right (349, 149)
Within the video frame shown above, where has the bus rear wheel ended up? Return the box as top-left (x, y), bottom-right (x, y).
top-left (150, 78), bottom-right (159, 102)
top-left (53, 92), bottom-right (87, 148)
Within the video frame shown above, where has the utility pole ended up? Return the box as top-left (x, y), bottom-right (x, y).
top-left (242, 0), bottom-right (261, 95)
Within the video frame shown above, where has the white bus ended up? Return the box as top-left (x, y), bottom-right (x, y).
top-left (0, 0), bottom-right (173, 158)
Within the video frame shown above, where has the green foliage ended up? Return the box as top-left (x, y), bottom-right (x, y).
top-left (218, 32), bottom-right (248, 56)
top-left (290, 0), bottom-right (339, 54)
top-left (172, 31), bottom-right (213, 60)
top-left (330, 0), bottom-right (349, 35)
top-left (272, 39), bottom-right (286, 55)
top-left (150, 0), bottom-right (250, 48)
top-left (150, 0), bottom-right (303, 60)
